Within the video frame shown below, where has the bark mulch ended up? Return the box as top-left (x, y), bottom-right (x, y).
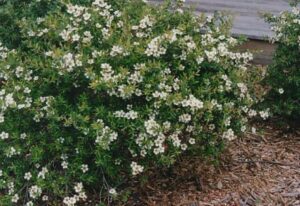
top-left (126, 125), bottom-right (300, 206)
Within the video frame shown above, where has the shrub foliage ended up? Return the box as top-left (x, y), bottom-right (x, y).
top-left (264, 6), bottom-right (300, 122)
top-left (0, 0), bottom-right (264, 205)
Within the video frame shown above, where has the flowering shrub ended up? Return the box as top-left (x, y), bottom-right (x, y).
top-left (0, 0), bottom-right (58, 48)
top-left (0, 0), bottom-right (265, 205)
top-left (264, 5), bottom-right (300, 122)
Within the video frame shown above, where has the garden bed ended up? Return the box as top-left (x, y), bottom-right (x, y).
top-left (0, 1), bottom-right (299, 205)
top-left (126, 124), bottom-right (300, 205)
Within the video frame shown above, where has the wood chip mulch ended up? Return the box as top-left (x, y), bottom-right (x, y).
top-left (125, 125), bottom-right (300, 206)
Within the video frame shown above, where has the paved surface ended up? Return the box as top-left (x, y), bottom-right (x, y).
top-left (150, 0), bottom-right (292, 40)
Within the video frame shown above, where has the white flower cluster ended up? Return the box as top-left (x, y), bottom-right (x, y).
top-left (7, 182), bottom-right (14, 195)
top-left (27, 23), bottom-right (49, 37)
top-left (181, 95), bottom-right (204, 111)
top-left (0, 131), bottom-right (9, 140)
top-left (201, 33), bottom-right (253, 66)
top-left (95, 119), bottom-right (118, 150)
top-left (1, 92), bottom-right (16, 108)
top-left (222, 129), bottom-right (236, 141)
top-left (63, 182), bottom-right (87, 206)
top-left (132, 15), bottom-right (154, 38)
top-left (145, 30), bottom-right (198, 58)
top-left (0, 0), bottom-right (268, 204)
top-left (178, 113), bottom-right (191, 123)
top-left (114, 110), bottom-right (138, 120)
top-left (145, 36), bottom-right (167, 57)
top-left (237, 83), bottom-right (248, 98)
top-left (110, 45), bottom-right (126, 57)
top-left (33, 96), bottom-right (54, 122)
top-left (61, 154), bottom-right (69, 170)
top-left (130, 161), bottom-right (144, 176)
top-left (29, 185), bottom-right (42, 199)
top-left (61, 53), bottom-right (82, 73)
top-left (144, 118), bottom-right (161, 136)
top-left (6, 147), bottom-right (20, 158)
top-left (259, 110), bottom-right (270, 120)
top-left (38, 167), bottom-right (48, 179)
top-left (0, 42), bottom-right (9, 59)
top-left (169, 131), bottom-right (182, 148)
top-left (268, 7), bottom-right (300, 46)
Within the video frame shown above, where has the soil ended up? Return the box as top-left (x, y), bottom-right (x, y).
top-left (125, 125), bottom-right (300, 206)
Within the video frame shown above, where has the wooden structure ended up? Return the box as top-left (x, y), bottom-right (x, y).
top-left (151, 0), bottom-right (291, 39)
top-left (150, 0), bottom-right (293, 64)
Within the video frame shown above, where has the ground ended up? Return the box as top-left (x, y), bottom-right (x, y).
top-left (126, 124), bottom-right (300, 206)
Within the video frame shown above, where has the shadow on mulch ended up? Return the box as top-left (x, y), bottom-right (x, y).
top-left (123, 125), bottom-right (300, 206)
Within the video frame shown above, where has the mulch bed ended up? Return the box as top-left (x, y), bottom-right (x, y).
top-left (125, 125), bottom-right (300, 206)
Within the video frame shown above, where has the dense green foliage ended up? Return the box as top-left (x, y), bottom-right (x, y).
top-left (0, 0), bottom-right (265, 205)
top-left (0, 0), bottom-right (127, 48)
top-left (0, 0), bottom-right (60, 48)
top-left (264, 6), bottom-right (300, 123)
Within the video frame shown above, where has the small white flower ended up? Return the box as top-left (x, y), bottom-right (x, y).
top-left (196, 56), bottom-right (204, 64)
top-left (209, 124), bottom-right (215, 130)
top-left (188, 138), bottom-right (195, 145)
top-left (74, 182), bottom-right (83, 193)
top-left (11, 194), bottom-right (19, 203)
top-left (278, 88), bottom-right (284, 94)
top-left (79, 191), bottom-right (87, 200)
top-left (45, 51), bottom-right (53, 57)
top-left (181, 143), bottom-right (188, 151)
top-left (72, 34), bottom-right (80, 42)
top-left (61, 161), bottom-right (68, 169)
top-left (81, 164), bottom-right (89, 173)
top-left (24, 172), bottom-right (32, 180)
top-left (83, 12), bottom-right (91, 21)
top-left (20, 133), bottom-right (27, 139)
top-left (0, 132), bottom-right (9, 140)
top-left (42, 195), bottom-right (49, 201)
top-left (38, 167), bottom-right (48, 179)
top-left (109, 188), bottom-right (117, 196)
top-left (241, 125), bottom-right (246, 132)
top-left (0, 113), bottom-right (4, 123)
top-left (26, 201), bottom-right (34, 206)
